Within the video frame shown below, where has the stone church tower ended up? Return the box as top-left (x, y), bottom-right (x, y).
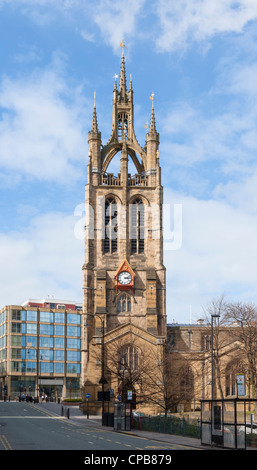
top-left (81, 46), bottom-right (166, 410)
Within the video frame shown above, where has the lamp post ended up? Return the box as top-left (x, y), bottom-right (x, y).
top-left (86, 313), bottom-right (106, 425)
top-left (211, 314), bottom-right (220, 400)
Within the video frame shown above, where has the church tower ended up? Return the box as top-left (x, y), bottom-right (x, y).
top-left (81, 44), bottom-right (166, 409)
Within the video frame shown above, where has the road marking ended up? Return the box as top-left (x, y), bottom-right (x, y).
top-left (1, 416), bottom-right (67, 419)
top-left (0, 435), bottom-right (12, 450)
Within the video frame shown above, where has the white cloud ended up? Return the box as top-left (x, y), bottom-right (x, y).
top-left (81, 29), bottom-right (95, 43)
top-left (92, 0), bottom-right (146, 53)
top-left (0, 211), bottom-right (83, 306)
top-left (155, 0), bottom-right (257, 53)
top-left (164, 189), bottom-right (257, 322)
top-left (0, 57), bottom-right (89, 184)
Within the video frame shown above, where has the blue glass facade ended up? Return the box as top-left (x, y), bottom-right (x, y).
top-left (0, 305), bottom-right (82, 399)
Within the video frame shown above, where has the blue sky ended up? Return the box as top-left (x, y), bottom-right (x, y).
top-left (1, 0), bottom-right (257, 324)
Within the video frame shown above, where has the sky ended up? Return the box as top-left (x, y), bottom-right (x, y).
top-left (1, 0), bottom-right (257, 324)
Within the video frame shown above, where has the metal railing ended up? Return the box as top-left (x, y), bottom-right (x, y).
top-left (132, 414), bottom-right (201, 439)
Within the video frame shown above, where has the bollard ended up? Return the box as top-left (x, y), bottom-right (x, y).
top-left (67, 408), bottom-right (70, 419)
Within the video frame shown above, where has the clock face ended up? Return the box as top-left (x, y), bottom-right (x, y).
top-left (118, 271), bottom-right (132, 285)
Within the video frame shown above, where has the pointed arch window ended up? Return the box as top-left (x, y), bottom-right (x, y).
top-left (103, 197), bottom-right (118, 254)
top-left (117, 294), bottom-right (131, 314)
top-left (130, 198), bottom-right (145, 254)
top-left (225, 360), bottom-right (246, 397)
top-left (118, 113), bottom-right (128, 140)
top-left (119, 345), bottom-right (140, 371)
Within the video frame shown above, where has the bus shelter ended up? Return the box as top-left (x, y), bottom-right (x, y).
top-left (201, 399), bottom-right (257, 449)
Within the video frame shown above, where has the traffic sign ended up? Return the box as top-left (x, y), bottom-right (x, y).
top-left (86, 393), bottom-right (90, 399)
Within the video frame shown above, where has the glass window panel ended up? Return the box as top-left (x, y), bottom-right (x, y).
top-left (27, 349), bottom-right (37, 360)
top-left (54, 363), bottom-right (64, 373)
top-left (67, 326), bottom-right (81, 337)
top-left (54, 325), bottom-right (64, 336)
top-left (39, 349), bottom-right (54, 360)
top-left (55, 312), bottom-right (65, 323)
top-left (11, 323), bottom-right (21, 333)
top-left (224, 425), bottom-right (235, 448)
top-left (67, 338), bottom-right (81, 349)
top-left (27, 310), bottom-right (37, 322)
top-left (11, 336), bottom-right (22, 346)
top-left (39, 337), bottom-right (54, 348)
top-left (26, 336), bottom-right (37, 348)
top-left (237, 425), bottom-right (245, 449)
top-left (67, 350), bottom-right (81, 361)
top-left (11, 310), bottom-right (21, 320)
top-left (40, 311), bottom-right (54, 323)
top-left (26, 362), bottom-right (37, 373)
top-left (40, 362), bottom-right (54, 373)
top-left (40, 324), bottom-right (54, 335)
top-left (54, 350), bottom-right (64, 361)
top-left (12, 349), bottom-right (22, 359)
top-left (27, 323), bottom-right (37, 334)
top-left (67, 314), bottom-right (81, 325)
top-left (54, 337), bottom-right (64, 348)
top-left (67, 363), bottom-right (81, 374)
top-left (201, 423), bottom-right (211, 445)
top-left (11, 361), bottom-right (21, 372)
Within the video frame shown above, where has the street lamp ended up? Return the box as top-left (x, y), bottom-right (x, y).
top-left (211, 314), bottom-right (220, 400)
top-left (86, 313), bottom-right (106, 425)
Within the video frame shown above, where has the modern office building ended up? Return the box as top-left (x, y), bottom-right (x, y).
top-left (0, 299), bottom-right (82, 400)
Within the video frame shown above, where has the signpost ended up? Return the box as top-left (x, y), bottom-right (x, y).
top-left (86, 393), bottom-right (90, 418)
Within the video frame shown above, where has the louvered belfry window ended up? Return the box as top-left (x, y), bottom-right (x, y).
top-left (103, 198), bottom-right (118, 254)
top-left (130, 198), bottom-right (144, 254)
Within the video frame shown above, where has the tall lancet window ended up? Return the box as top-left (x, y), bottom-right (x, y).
top-left (103, 198), bottom-right (118, 254)
top-left (118, 113), bottom-right (128, 140)
top-left (130, 198), bottom-right (145, 254)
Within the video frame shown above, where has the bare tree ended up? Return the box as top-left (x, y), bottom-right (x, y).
top-left (224, 301), bottom-right (257, 398)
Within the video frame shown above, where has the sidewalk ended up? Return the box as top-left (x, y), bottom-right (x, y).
top-left (30, 401), bottom-right (207, 450)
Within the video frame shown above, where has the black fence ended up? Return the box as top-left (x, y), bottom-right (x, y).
top-left (132, 414), bottom-right (201, 439)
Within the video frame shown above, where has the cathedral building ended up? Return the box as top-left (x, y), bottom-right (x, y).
top-left (81, 45), bottom-right (167, 413)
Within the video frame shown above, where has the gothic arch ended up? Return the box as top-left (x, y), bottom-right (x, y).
top-left (129, 194), bottom-right (151, 206)
top-left (101, 143), bottom-right (145, 174)
top-left (225, 359), bottom-right (246, 397)
top-left (104, 192), bottom-right (123, 205)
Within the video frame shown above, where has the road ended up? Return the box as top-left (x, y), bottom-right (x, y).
top-left (0, 401), bottom-right (199, 452)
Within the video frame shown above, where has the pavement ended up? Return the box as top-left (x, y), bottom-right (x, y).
top-left (28, 401), bottom-right (211, 450)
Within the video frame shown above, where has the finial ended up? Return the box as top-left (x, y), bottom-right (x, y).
top-left (120, 38), bottom-right (126, 56)
top-left (93, 91), bottom-right (96, 107)
top-left (113, 73), bottom-right (118, 82)
top-left (144, 121), bottom-right (149, 132)
top-left (150, 92), bottom-right (155, 108)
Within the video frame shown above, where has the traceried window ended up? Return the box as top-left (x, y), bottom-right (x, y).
top-left (130, 198), bottom-right (145, 254)
top-left (103, 198), bottom-right (118, 254)
top-left (117, 295), bottom-right (131, 314)
top-left (225, 360), bottom-right (246, 397)
top-left (119, 345), bottom-right (140, 371)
